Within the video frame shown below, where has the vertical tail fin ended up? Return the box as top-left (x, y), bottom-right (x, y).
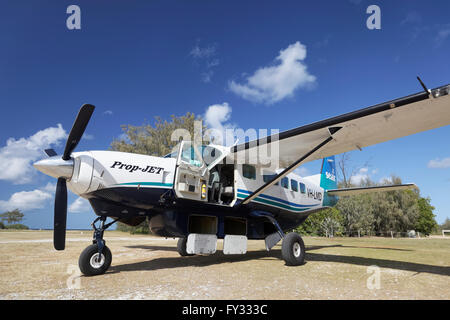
top-left (320, 156), bottom-right (338, 207)
top-left (320, 156), bottom-right (337, 191)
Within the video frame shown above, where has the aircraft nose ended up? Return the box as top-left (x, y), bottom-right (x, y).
top-left (33, 157), bottom-right (74, 179)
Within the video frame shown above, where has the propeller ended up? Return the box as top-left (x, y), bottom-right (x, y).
top-left (54, 177), bottom-right (68, 250)
top-left (53, 104), bottom-right (95, 250)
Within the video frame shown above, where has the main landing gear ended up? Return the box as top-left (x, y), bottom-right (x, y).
top-left (281, 232), bottom-right (305, 266)
top-left (78, 216), bottom-right (119, 276)
top-left (176, 237), bottom-right (194, 257)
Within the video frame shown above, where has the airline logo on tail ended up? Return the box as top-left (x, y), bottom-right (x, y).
top-left (320, 156), bottom-right (337, 191)
top-left (320, 156), bottom-right (338, 207)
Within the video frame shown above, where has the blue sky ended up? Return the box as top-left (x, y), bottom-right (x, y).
top-left (0, 0), bottom-right (449, 229)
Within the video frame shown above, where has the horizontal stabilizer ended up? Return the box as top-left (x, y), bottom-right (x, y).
top-left (326, 183), bottom-right (417, 196)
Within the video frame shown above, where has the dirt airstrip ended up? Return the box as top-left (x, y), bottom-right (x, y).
top-left (0, 230), bottom-right (449, 299)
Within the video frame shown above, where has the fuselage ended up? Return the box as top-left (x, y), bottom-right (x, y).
top-left (59, 148), bottom-right (331, 239)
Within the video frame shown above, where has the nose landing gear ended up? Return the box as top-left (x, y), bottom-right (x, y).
top-left (78, 216), bottom-right (119, 276)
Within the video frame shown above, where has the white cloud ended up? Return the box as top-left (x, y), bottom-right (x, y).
top-left (428, 157), bottom-right (450, 169)
top-left (400, 12), bottom-right (422, 25)
top-left (378, 176), bottom-right (393, 184)
top-left (190, 42), bottom-right (220, 83)
top-left (0, 184), bottom-right (54, 212)
top-left (103, 110), bottom-right (113, 115)
top-left (83, 133), bottom-right (94, 140)
top-left (0, 125), bottom-right (67, 184)
top-left (204, 103), bottom-right (236, 145)
top-left (205, 103), bottom-right (232, 131)
top-left (68, 197), bottom-right (91, 213)
top-left (190, 43), bottom-right (217, 59)
top-left (294, 167), bottom-right (310, 177)
top-left (228, 41), bottom-right (316, 104)
top-left (435, 26), bottom-right (450, 47)
top-left (350, 167), bottom-right (370, 185)
top-left (201, 70), bottom-right (214, 83)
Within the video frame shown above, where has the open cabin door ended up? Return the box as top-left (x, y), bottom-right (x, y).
top-left (173, 141), bottom-right (209, 201)
top-left (173, 142), bottom-right (236, 205)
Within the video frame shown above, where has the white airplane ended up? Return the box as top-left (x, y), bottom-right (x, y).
top-left (34, 80), bottom-right (450, 276)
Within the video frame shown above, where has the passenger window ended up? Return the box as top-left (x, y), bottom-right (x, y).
top-left (281, 177), bottom-right (289, 189)
top-left (243, 165), bottom-right (256, 180)
top-left (291, 179), bottom-right (298, 192)
top-left (300, 183), bottom-right (306, 194)
top-left (263, 174), bottom-right (279, 185)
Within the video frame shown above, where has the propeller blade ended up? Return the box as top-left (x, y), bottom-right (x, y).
top-left (54, 177), bottom-right (68, 250)
top-left (62, 104), bottom-right (95, 160)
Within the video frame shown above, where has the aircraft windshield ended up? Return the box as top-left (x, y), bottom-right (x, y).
top-left (164, 143), bottom-right (222, 167)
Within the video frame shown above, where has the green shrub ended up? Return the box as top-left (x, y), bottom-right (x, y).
top-left (5, 224), bottom-right (29, 230)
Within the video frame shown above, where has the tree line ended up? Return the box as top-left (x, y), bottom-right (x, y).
top-left (296, 175), bottom-right (438, 236)
top-left (0, 209), bottom-right (29, 230)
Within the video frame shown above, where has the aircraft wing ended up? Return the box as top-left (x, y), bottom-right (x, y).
top-left (230, 84), bottom-right (450, 168)
top-left (326, 183), bottom-right (417, 197)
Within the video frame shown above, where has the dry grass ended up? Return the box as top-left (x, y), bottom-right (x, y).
top-left (0, 230), bottom-right (449, 300)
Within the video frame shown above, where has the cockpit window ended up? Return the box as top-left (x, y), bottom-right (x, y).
top-left (166, 142), bottom-right (222, 167)
top-left (181, 143), bottom-right (203, 167)
top-left (202, 146), bottom-right (222, 166)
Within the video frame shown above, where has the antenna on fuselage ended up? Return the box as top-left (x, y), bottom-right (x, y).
top-left (417, 76), bottom-right (430, 95)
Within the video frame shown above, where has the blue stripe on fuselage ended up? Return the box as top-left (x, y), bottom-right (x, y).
top-left (237, 189), bottom-right (320, 208)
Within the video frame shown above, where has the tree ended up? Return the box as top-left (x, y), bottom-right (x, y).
top-left (336, 152), bottom-right (371, 188)
top-left (111, 112), bottom-right (207, 157)
top-left (414, 197), bottom-right (438, 235)
top-left (111, 112), bottom-right (205, 233)
top-left (296, 208), bottom-right (344, 236)
top-left (336, 193), bottom-right (375, 236)
top-left (0, 209), bottom-right (24, 225)
top-left (439, 218), bottom-right (450, 232)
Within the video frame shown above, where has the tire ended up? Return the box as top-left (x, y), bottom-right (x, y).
top-left (281, 232), bottom-right (305, 266)
top-left (177, 237), bottom-right (194, 256)
top-left (79, 244), bottom-right (112, 276)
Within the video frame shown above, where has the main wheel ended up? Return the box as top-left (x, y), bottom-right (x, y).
top-left (79, 244), bottom-right (112, 276)
top-left (177, 237), bottom-right (194, 256)
top-left (281, 232), bottom-right (305, 266)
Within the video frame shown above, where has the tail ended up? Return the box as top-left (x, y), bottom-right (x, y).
top-left (320, 156), bottom-right (337, 190)
top-left (320, 156), bottom-right (339, 207)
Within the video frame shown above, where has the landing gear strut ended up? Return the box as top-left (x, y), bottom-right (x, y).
top-left (78, 216), bottom-right (119, 276)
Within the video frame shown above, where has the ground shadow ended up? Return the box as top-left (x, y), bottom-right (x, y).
top-left (125, 245), bottom-right (178, 252)
top-left (109, 245), bottom-right (448, 277)
top-left (306, 244), bottom-right (413, 252)
top-left (306, 252), bottom-right (450, 277)
top-left (108, 250), bottom-right (280, 274)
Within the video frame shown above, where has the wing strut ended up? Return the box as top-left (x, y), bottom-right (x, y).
top-left (237, 128), bottom-right (341, 206)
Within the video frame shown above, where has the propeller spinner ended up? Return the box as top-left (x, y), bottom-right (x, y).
top-left (33, 104), bottom-right (95, 250)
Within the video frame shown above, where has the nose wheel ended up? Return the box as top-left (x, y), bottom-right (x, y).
top-left (79, 243), bottom-right (112, 276)
top-left (78, 216), bottom-right (119, 276)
